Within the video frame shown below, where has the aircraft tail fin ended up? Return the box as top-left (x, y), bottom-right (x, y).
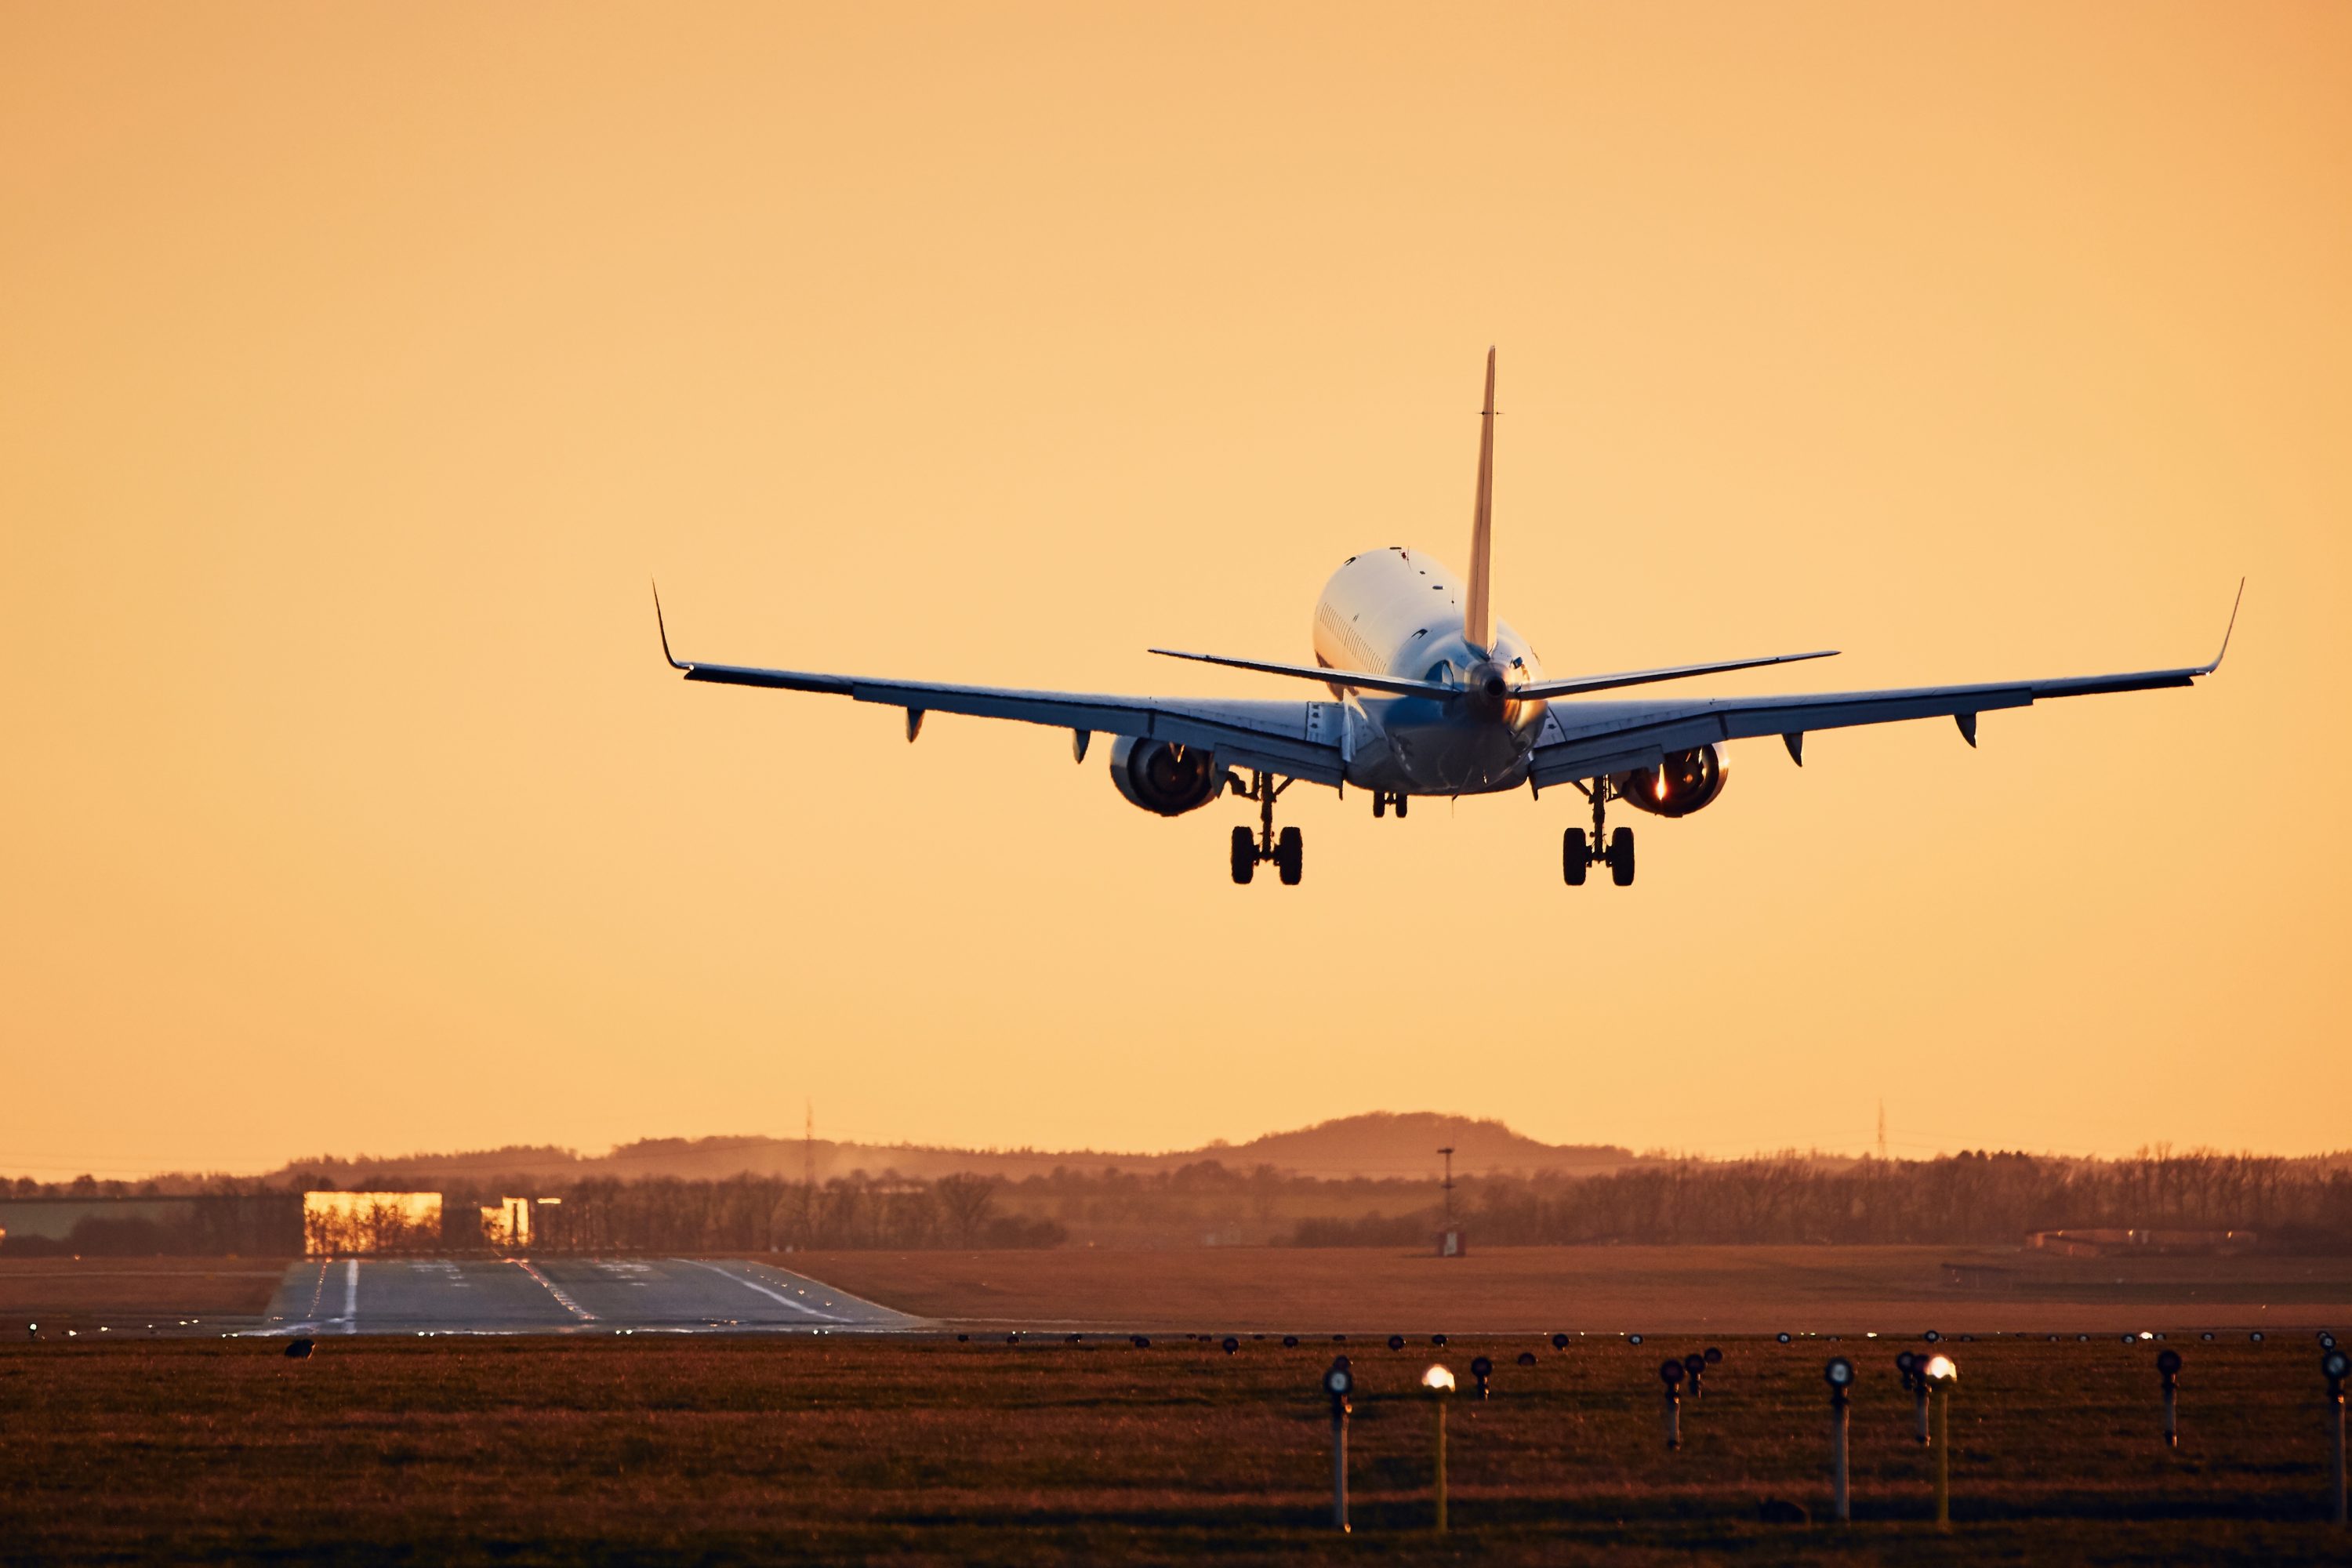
top-left (1465, 347), bottom-right (1497, 653)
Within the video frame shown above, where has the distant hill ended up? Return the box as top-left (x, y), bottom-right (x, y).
top-left (268, 1113), bottom-right (1634, 1189)
top-left (1217, 1112), bottom-right (1629, 1179)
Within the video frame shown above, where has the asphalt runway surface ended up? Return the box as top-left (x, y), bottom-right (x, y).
top-left (257, 1257), bottom-right (925, 1336)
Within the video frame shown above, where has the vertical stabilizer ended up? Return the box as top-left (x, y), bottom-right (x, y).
top-left (1465, 347), bottom-right (1497, 653)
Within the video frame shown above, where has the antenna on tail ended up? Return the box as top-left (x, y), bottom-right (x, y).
top-left (1465, 347), bottom-right (1497, 654)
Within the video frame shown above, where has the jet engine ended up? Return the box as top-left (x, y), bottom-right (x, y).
top-left (1613, 744), bottom-right (1729, 818)
top-left (1108, 736), bottom-right (1222, 815)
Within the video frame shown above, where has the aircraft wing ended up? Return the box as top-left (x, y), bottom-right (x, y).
top-left (1529, 656), bottom-right (2223, 786)
top-left (1530, 582), bottom-right (2240, 786)
top-left (657, 599), bottom-right (1346, 784)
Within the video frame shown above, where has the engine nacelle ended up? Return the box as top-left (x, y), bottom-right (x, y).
top-left (1613, 744), bottom-right (1729, 818)
top-left (1108, 735), bottom-right (1222, 816)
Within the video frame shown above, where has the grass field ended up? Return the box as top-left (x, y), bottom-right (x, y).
top-left (2, 1332), bottom-right (2347, 1565)
top-left (789, 1246), bottom-right (2352, 1335)
top-left (0, 1257), bottom-right (285, 1326)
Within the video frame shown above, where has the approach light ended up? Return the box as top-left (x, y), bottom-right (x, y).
top-left (1388, 1335), bottom-right (1406, 1352)
top-left (1432, 1334), bottom-right (1448, 1347)
top-left (1423, 1364), bottom-right (1456, 1394)
top-left (2157, 1349), bottom-right (2183, 1377)
top-left (1131, 1335), bottom-right (1149, 1348)
top-left (1777, 1333), bottom-right (1792, 1344)
top-left (2323, 1333), bottom-right (2339, 1350)
top-left (1660, 1359), bottom-right (1686, 1387)
top-left (1325, 1363), bottom-right (1355, 1399)
top-left (2324, 1349), bottom-right (2350, 1385)
top-left (1924, 1330), bottom-right (1942, 1343)
top-left (1704, 1346), bottom-right (1722, 1366)
top-left (1283, 1336), bottom-right (1299, 1348)
top-left (1628, 1334), bottom-right (1644, 1346)
top-left (1516, 1351), bottom-right (1537, 1367)
top-left (2251, 1332), bottom-right (2265, 1344)
top-left (1826, 1356), bottom-right (1855, 1388)
top-left (1223, 1338), bottom-right (1240, 1356)
top-left (1922, 1355), bottom-right (1957, 1383)
top-left (1551, 1334), bottom-right (1570, 1350)
top-left (1470, 1356), bottom-right (1494, 1399)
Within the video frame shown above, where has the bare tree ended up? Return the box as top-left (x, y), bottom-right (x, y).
top-left (934, 1174), bottom-right (998, 1247)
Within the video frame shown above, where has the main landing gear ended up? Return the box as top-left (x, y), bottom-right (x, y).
top-left (1370, 790), bottom-right (1409, 818)
top-left (1229, 771), bottom-right (1303, 886)
top-left (1565, 779), bottom-right (1635, 887)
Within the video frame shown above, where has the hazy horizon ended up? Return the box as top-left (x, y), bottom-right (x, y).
top-left (16, 1107), bottom-right (2350, 1187)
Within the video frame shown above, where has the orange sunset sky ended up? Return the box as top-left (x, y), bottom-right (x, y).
top-left (2, 3), bottom-right (2347, 1178)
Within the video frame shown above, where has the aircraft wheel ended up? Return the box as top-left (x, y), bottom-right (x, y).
top-left (1372, 794), bottom-right (1385, 819)
top-left (1395, 794), bottom-right (1408, 818)
top-left (1276, 826), bottom-right (1304, 886)
top-left (1229, 826), bottom-right (1255, 884)
top-left (1563, 828), bottom-right (1588, 885)
top-left (1610, 826), bottom-right (1635, 887)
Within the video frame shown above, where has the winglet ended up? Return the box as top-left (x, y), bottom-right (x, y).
top-left (2203, 578), bottom-right (2245, 673)
top-left (1464, 347), bottom-right (1497, 655)
top-left (652, 579), bottom-right (689, 671)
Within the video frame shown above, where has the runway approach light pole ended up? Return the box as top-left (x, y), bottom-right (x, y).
top-left (1921, 1354), bottom-right (1958, 1530)
top-left (1660, 1358), bottom-right (1686, 1450)
top-left (1423, 1363), bottom-right (1455, 1533)
top-left (2156, 1349), bottom-right (2183, 1450)
top-left (1323, 1357), bottom-right (1353, 1533)
top-left (1896, 1352), bottom-right (1929, 1444)
top-left (2325, 1348), bottom-right (2349, 1527)
top-left (1825, 1357), bottom-right (1856, 1523)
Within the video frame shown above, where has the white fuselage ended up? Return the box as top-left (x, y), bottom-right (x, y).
top-left (1312, 547), bottom-right (1549, 794)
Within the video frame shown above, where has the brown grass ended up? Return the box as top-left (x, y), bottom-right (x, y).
top-left (1, 1334), bottom-right (2346, 1565)
top-left (0, 1257), bottom-right (289, 1322)
top-left (789, 1246), bottom-right (2352, 1334)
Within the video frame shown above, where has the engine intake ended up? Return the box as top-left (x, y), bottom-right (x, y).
top-left (1613, 744), bottom-right (1729, 818)
top-left (1109, 736), bottom-right (1221, 816)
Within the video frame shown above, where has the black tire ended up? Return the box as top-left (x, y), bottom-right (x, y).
top-left (1610, 826), bottom-right (1635, 887)
top-left (1563, 828), bottom-right (1588, 885)
top-left (1229, 826), bottom-right (1255, 884)
top-left (1276, 826), bottom-right (1304, 886)
top-left (1371, 794), bottom-right (1385, 819)
top-left (1395, 795), bottom-right (1408, 818)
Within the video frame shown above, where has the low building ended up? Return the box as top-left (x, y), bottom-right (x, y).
top-left (2026, 1228), bottom-right (2258, 1258)
top-left (302, 1192), bottom-right (444, 1257)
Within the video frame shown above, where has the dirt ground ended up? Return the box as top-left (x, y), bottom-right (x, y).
top-left (786, 1245), bottom-right (2352, 1335)
top-left (2, 1333), bottom-right (2347, 1566)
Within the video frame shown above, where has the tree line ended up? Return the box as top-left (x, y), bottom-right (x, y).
top-left (1301, 1149), bottom-right (2352, 1250)
top-left (6, 1147), bottom-right (2348, 1253)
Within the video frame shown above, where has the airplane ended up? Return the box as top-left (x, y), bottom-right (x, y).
top-left (655, 348), bottom-right (2238, 888)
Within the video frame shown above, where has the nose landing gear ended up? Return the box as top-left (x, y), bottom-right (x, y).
top-left (1564, 780), bottom-right (1635, 887)
top-left (1229, 771), bottom-right (1304, 886)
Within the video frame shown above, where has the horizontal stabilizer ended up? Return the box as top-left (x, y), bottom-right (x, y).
top-left (1146, 648), bottom-right (1457, 699)
top-left (1511, 648), bottom-right (1840, 701)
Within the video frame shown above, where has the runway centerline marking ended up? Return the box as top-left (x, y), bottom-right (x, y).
top-left (510, 1258), bottom-right (597, 1321)
top-left (680, 1259), bottom-right (835, 1319)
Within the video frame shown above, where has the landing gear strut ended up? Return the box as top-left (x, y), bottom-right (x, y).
top-left (1230, 771), bottom-right (1303, 886)
top-left (1370, 790), bottom-right (1409, 819)
top-left (1565, 779), bottom-right (1635, 887)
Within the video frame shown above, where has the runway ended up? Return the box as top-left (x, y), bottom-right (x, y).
top-left (257, 1256), bottom-right (925, 1335)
